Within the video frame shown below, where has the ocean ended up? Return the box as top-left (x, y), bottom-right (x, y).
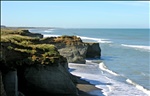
top-left (29, 28), bottom-right (150, 96)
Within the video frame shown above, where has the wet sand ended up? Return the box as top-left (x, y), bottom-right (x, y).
top-left (76, 76), bottom-right (104, 96)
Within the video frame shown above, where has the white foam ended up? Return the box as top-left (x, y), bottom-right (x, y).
top-left (43, 34), bottom-right (60, 38)
top-left (99, 62), bottom-right (119, 76)
top-left (121, 44), bottom-right (150, 52)
top-left (44, 29), bottom-right (55, 33)
top-left (77, 36), bottom-right (113, 43)
top-left (48, 29), bottom-right (55, 31)
top-left (126, 79), bottom-right (150, 95)
top-left (43, 34), bottom-right (112, 43)
top-left (44, 30), bottom-right (53, 33)
top-left (69, 61), bottom-right (149, 96)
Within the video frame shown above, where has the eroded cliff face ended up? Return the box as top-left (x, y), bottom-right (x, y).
top-left (0, 29), bottom-right (101, 96)
top-left (40, 36), bottom-right (101, 63)
top-left (86, 43), bottom-right (101, 58)
top-left (54, 36), bottom-right (88, 63)
top-left (0, 71), bottom-right (7, 96)
top-left (24, 65), bottom-right (78, 96)
top-left (0, 29), bottom-right (78, 96)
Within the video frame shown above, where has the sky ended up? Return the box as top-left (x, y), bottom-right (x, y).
top-left (1, 1), bottom-right (150, 28)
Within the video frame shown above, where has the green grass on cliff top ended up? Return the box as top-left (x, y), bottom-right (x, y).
top-left (1, 28), bottom-right (60, 66)
top-left (1, 28), bottom-right (27, 35)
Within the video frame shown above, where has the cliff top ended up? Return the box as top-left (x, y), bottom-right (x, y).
top-left (1, 29), bottom-right (61, 69)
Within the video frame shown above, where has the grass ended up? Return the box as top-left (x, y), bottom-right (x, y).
top-left (1, 28), bottom-right (27, 35)
top-left (1, 28), bottom-right (61, 67)
top-left (1, 28), bottom-right (86, 68)
top-left (54, 35), bottom-right (82, 45)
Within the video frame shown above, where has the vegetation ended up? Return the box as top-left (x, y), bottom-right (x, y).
top-left (54, 35), bottom-right (82, 45)
top-left (1, 28), bottom-right (43, 38)
top-left (1, 28), bottom-right (27, 35)
top-left (1, 28), bottom-right (86, 68)
top-left (1, 28), bottom-right (61, 68)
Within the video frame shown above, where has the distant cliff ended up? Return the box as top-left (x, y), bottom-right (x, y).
top-left (1, 25), bottom-right (6, 28)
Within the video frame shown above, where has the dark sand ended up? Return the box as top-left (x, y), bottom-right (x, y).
top-left (76, 77), bottom-right (104, 96)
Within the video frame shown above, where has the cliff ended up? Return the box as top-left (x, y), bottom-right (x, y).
top-left (86, 43), bottom-right (101, 58)
top-left (0, 71), bottom-right (7, 96)
top-left (40, 36), bottom-right (101, 63)
top-left (1, 29), bottom-right (78, 96)
top-left (0, 29), bottom-right (101, 96)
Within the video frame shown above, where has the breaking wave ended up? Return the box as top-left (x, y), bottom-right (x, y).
top-left (44, 29), bottom-right (55, 33)
top-left (43, 34), bottom-right (60, 37)
top-left (77, 36), bottom-right (113, 43)
top-left (126, 79), bottom-right (150, 95)
top-left (99, 62), bottom-right (150, 95)
top-left (99, 62), bottom-right (119, 76)
top-left (121, 44), bottom-right (150, 52)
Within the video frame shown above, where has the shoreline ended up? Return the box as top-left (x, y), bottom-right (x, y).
top-left (69, 61), bottom-right (105, 96)
top-left (76, 76), bottom-right (104, 96)
top-left (69, 61), bottom-right (150, 96)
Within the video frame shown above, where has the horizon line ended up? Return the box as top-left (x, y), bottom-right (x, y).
top-left (1, 26), bottom-right (149, 29)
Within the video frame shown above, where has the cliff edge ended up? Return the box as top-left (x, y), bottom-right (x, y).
top-left (0, 29), bottom-right (101, 96)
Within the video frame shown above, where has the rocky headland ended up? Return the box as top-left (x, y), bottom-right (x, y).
top-left (0, 28), bottom-right (101, 96)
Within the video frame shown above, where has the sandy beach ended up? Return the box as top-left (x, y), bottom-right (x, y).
top-left (76, 77), bottom-right (104, 96)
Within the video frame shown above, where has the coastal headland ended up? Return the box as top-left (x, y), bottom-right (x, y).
top-left (0, 28), bottom-right (102, 96)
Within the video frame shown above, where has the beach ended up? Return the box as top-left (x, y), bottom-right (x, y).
top-left (76, 77), bottom-right (104, 96)
top-left (69, 61), bottom-right (106, 96)
top-left (69, 60), bottom-right (149, 96)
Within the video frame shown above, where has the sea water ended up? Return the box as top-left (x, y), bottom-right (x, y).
top-left (29, 28), bottom-right (150, 96)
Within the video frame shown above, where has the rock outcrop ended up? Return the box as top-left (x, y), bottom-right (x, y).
top-left (58, 46), bottom-right (87, 64)
top-left (1, 29), bottom-right (78, 96)
top-left (53, 36), bottom-right (88, 63)
top-left (21, 30), bottom-right (43, 38)
top-left (86, 43), bottom-right (101, 58)
top-left (0, 29), bottom-right (101, 96)
top-left (40, 36), bottom-right (101, 64)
